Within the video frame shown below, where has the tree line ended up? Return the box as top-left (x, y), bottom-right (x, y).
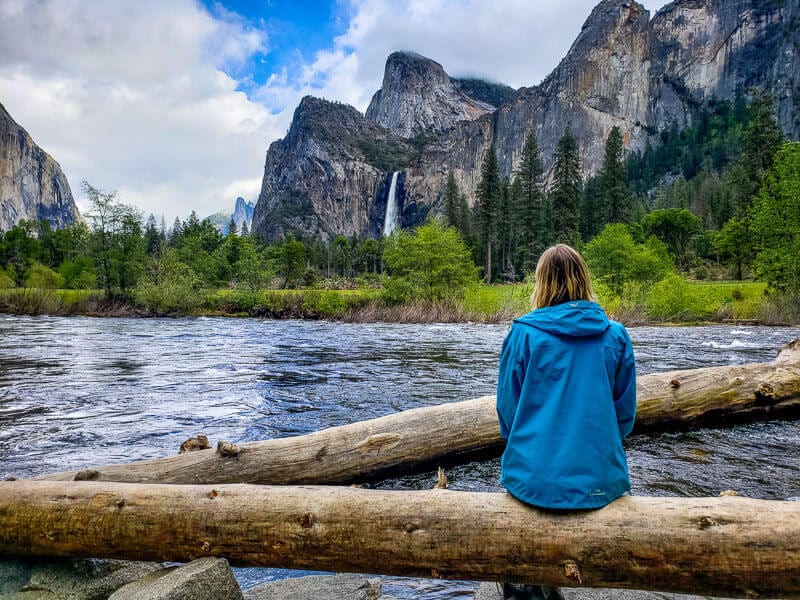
top-left (1, 88), bottom-right (798, 315)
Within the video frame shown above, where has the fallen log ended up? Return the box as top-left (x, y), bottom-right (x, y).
top-left (1, 481), bottom-right (798, 599)
top-left (38, 339), bottom-right (800, 485)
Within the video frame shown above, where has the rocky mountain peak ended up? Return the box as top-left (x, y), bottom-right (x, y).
top-left (365, 51), bottom-right (493, 138)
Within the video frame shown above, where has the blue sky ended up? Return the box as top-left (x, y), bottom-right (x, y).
top-left (0, 0), bottom-right (670, 221)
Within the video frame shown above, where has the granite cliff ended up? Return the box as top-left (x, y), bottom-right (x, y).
top-left (253, 0), bottom-right (800, 242)
top-left (0, 103), bottom-right (79, 231)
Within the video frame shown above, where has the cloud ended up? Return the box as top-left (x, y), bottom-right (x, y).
top-left (0, 0), bottom-right (280, 220)
top-left (255, 0), bottom-right (672, 116)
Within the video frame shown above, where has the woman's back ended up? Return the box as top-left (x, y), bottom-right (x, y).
top-left (496, 299), bottom-right (636, 509)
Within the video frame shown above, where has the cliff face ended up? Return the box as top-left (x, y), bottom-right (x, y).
top-left (648, 0), bottom-right (800, 135)
top-left (253, 0), bottom-right (799, 242)
top-left (252, 96), bottom-right (417, 241)
top-left (0, 103), bottom-right (79, 231)
top-left (365, 51), bottom-right (494, 138)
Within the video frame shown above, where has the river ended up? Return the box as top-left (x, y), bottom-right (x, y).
top-left (0, 315), bottom-right (798, 598)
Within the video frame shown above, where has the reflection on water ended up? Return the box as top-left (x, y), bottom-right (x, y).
top-left (0, 315), bottom-right (799, 597)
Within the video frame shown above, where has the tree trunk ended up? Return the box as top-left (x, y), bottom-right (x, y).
top-left (1, 481), bottom-right (798, 599)
top-left (37, 340), bottom-right (800, 486)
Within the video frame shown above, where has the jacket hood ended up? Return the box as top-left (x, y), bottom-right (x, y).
top-left (514, 300), bottom-right (610, 337)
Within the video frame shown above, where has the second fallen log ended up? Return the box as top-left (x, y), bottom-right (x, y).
top-left (1, 481), bottom-right (799, 599)
top-left (38, 339), bottom-right (800, 485)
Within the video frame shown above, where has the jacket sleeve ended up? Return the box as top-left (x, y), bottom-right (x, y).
top-left (496, 326), bottom-right (526, 440)
top-left (612, 327), bottom-right (637, 439)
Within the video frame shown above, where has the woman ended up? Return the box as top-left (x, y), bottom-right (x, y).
top-left (496, 244), bottom-right (636, 599)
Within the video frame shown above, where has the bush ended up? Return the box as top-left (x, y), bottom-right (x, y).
top-left (646, 274), bottom-right (694, 320)
top-left (583, 224), bottom-right (674, 293)
top-left (59, 257), bottom-right (97, 289)
top-left (382, 219), bottom-right (478, 302)
top-left (133, 249), bottom-right (203, 314)
top-left (0, 266), bottom-right (14, 289)
top-left (24, 263), bottom-right (64, 289)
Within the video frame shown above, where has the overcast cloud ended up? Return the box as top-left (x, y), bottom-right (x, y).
top-left (0, 0), bottom-right (668, 221)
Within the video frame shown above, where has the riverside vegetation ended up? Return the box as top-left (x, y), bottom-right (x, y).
top-left (0, 91), bottom-right (798, 324)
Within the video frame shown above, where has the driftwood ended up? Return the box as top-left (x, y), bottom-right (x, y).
top-left (38, 339), bottom-right (800, 485)
top-left (1, 481), bottom-right (798, 599)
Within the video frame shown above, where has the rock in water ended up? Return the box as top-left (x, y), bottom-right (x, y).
top-left (108, 558), bottom-right (243, 600)
top-left (243, 574), bottom-right (381, 600)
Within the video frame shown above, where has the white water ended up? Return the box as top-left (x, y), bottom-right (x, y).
top-left (382, 171), bottom-right (400, 236)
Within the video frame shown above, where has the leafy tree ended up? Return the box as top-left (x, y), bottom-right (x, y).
top-left (750, 142), bottom-right (800, 293)
top-left (714, 217), bottom-right (752, 280)
top-left (583, 224), bottom-right (673, 292)
top-left (382, 219), bottom-right (477, 302)
top-left (0, 220), bottom-right (40, 277)
top-left (550, 129), bottom-right (582, 245)
top-left (274, 234), bottom-right (307, 288)
top-left (236, 237), bottom-right (274, 291)
top-left (640, 208), bottom-right (702, 269)
top-left (59, 257), bottom-right (97, 289)
top-left (83, 181), bottom-right (145, 299)
top-left (133, 246), bottom-right (203, 314)
top-left (475, 147), bottom-right (501, 282)
top-left (515, 131), bottom-right (546, 273)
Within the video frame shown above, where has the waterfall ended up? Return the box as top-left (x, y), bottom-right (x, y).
top-left (382, 171), bottom-right (401, 236)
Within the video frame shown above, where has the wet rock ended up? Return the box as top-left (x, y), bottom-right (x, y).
top-left (0, 559), bottom-right (33, 594)
top-left (473, 583), bottom-right (720, 600)
top-left (107, 558), bottom-right (242, 600)
top-left (2, 558), bottom-right (162, 600)
top-left (243, 574), bottom-right (381, 600)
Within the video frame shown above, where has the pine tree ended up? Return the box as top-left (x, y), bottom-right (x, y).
top-left (732, 88), bottom-right (784, 215)
top-left (599, 126), bottom-right (631, 224)
top-left (227, 218), bottom-right (238, 237)
top-left (444, 171), bottom-right (460, 228)
top-left (497, 177), bottom-right (516, 281)
top-left (476, 147), bottom-right (501, 282)
top-left (168, 217), bottom-right (183, 246)
top-left (515, 130), bottom-right (546, 273)
top-left (580, 175), bottom-right (602, 241)
top-left (550, 129), bottom-right (582, 245)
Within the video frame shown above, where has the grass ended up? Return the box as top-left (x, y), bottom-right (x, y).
top-left (0, 280), bottom-right (794, 325)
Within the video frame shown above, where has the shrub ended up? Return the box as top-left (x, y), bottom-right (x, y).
top-left (0, 266), bottom-right (14, 289)
top-left (24, 263), bottom-right (64, 289)
top-left (583, 224), bottom-right (673, 293)
top-left (133, 249), bottom-right (203, 314)
top-left (382, 219), bottom-right (478, 302)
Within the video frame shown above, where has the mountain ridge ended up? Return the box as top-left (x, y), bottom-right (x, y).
top-left (251, 0), bottom-right (799, 242)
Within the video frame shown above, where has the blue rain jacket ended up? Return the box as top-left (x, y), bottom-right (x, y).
top-left (496, 300), bottom-right (636, 509)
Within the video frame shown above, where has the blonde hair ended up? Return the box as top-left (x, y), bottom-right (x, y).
top-left (531, 244), bottom-right (595, 309)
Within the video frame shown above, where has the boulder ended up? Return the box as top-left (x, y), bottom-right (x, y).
top-left (473, 583), bottom-right (719, 600)
top-left (108, 558), bottom-right (242, 600)
top-left (1, 559), bottom-right (161, 600)
top-left (243, 574), bottom-right (380, 600)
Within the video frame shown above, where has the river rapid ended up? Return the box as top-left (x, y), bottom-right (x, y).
top-left (1, 315), bottom-right (798, 598)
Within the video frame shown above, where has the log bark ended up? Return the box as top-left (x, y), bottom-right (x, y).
top-left (1, 481), bottom-right (799, 599)
top-left (38, 340), bottom-right (800, 485)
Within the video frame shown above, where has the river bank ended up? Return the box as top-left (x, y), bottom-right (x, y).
top-left (1, 281), bottom-right (797, 325)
